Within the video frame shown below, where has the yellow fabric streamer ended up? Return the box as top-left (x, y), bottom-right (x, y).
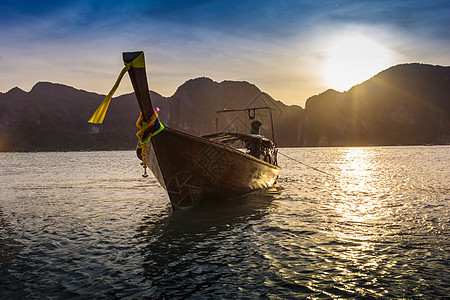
top-left (88, 52), bottom-right (146, 124)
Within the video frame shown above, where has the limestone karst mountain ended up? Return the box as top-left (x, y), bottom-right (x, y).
top-left (0, 63), bottom-right (448, 151)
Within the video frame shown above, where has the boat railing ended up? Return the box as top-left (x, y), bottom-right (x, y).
top-left (215, 107), bottom-right (276, 143)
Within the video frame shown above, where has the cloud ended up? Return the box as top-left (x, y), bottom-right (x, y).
top-left (4, 0), bottom-right (448, 49)
top-left (1, 0), bottom-right (449, 105)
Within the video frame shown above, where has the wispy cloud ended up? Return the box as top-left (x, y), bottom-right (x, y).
top-left (1, 0), bottom-right (449, 105)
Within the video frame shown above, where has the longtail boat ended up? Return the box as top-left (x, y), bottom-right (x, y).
top-left (89, 51), bottom-right (281, 209)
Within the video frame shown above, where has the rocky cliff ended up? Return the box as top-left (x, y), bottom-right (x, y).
top-left (303, 63), bottom-right (450, 146)
top-left (0, 79), bottom-right (302, 151)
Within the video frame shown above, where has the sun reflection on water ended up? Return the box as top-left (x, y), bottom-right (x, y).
top-left (312, 146), bottom-right (396, 296)
top-left (332, 147), bottom-right (393, 225)
top-left (312, 147), bottom-right (403, 296)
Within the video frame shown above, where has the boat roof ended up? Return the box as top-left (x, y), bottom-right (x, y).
top-left (201, 131), bottom-right (272, 146)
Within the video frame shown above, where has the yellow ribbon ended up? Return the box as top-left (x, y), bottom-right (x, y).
top-left (88, 52), bottom-right (146, 124)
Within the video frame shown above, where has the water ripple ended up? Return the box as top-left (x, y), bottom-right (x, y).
top-left (1, 147), bottom-right (449, 298)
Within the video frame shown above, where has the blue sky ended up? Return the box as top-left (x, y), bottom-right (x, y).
top-left (1, 0), bottom-right (449, 106)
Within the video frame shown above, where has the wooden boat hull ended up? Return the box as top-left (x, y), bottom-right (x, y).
top-left (148, 127), bottom-right (281, 209)
top-left (120, 51), bottom-right (281, 209)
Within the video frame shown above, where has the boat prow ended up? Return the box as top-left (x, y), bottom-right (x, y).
top-left (92, 51), bottom-right (281, 209)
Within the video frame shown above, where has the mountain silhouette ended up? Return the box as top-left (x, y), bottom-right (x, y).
top-left (0, 63), bottom-right (448, 151)
top-left (303, 63), bottom-right (450, 146)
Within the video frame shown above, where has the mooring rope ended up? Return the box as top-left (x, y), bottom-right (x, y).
top-left (278, 151), bottom-right (334, 177)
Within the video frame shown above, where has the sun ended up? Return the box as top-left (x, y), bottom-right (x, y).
top-left (322, 35), bottom-right (392, 91)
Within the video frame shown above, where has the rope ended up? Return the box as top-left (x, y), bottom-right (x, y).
top-left (135, 110), bottom-right (165, 177)
top-left (139, 142), bottom-right (149, 178)
top-left (278, 151), bottom-right (334, 177)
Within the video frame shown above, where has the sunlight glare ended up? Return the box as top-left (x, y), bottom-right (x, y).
top-left (322, 35), bottom-right (392, 91)
top-left (334, 148), bottom-right (389, 224)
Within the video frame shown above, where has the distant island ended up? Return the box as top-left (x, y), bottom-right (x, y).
top-left (0, 63), bottom-right (449, 152)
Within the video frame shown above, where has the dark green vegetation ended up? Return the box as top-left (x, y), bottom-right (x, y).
top-left (0, 63), bottom-right (448, 151)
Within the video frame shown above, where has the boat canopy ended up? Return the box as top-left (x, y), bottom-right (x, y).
top-left (201, 132), bottom-right (268, 146)
top-left (202, 131), bottom-right (278, 165)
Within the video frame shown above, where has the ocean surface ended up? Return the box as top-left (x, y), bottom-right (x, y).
top-left (0, 146), bottom-right (449, 299)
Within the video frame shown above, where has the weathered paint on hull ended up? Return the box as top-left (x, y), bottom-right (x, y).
top-left (148, 127), bottom-right (281, 209)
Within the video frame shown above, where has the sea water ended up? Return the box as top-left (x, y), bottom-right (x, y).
top-left (0, 146), bottom-right (449, 298)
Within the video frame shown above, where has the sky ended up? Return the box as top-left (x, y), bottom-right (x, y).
top-left (1, 0), bottom-right (449, 107)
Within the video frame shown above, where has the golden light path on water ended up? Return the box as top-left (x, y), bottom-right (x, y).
top-left (335, 148), bottom-right (390, 224)
top-left (324, 148), bottom-right (392, 297)
top-left (272, 146), bottom-right (447, 298)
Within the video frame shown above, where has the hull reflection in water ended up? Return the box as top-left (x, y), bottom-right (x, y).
top-left (135, 189), bottom-right (279, 298)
